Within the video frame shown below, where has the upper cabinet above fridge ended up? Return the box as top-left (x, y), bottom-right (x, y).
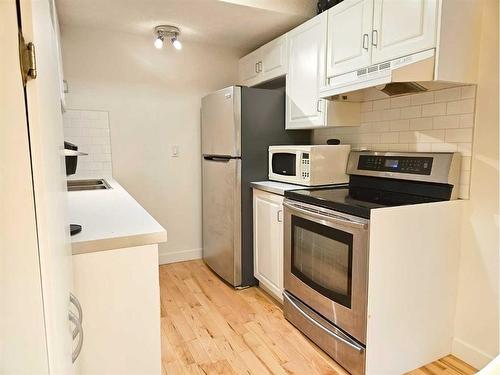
top-left (321, 0), bottom-right (483, 99)
top-left (238, 34), bottom-right (288, 87)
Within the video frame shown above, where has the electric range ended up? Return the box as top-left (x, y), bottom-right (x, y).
top-left (282, 151), bottom-right (461, 375)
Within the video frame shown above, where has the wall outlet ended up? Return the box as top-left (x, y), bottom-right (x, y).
top-left (171, 145), bottom-right (179, 157)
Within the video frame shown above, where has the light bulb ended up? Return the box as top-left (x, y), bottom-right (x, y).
top-left (171, 37), bottom-right (182, 50)
top-left (154, 36), bottom-right (163, 49)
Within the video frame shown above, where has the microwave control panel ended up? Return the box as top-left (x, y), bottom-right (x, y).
top-left (358, 155), bottom-right (433, 175)
top-left (301, 153), bottom-right (310, 180)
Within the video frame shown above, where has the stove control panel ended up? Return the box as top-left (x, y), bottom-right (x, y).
top-left (358, 155), bottom-right (433, 175)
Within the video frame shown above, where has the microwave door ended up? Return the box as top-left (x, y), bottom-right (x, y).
top-left (201, 86), bottom-right (241, 157)
top-left (272, 153), bottom-right (297, 176)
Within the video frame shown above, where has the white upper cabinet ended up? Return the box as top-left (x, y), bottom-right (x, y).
top-left (238, 49), bottom-right (261, 87)
top-left (238, 34), bottom-right (288, 87)
top-left (327, 0), bottom-right (374, 77)
top-left (286, 13), bottom-right (327, 129)
top-left (260, 34), bottom-right (288, 82)
top-left (371, 0), bottom-right (438, 64)
top-left (326, 0), bottom-right (439, 79)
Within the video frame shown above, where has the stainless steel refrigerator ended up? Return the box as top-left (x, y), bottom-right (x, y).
top-left (201, 86), bottom-right (310, 287)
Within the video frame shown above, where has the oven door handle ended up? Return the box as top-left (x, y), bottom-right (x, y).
top-left (283, 201), bottom-right (368, 230)
top-left (283, 292), bottom-right (365, 353)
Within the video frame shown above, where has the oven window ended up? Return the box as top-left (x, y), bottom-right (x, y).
top-left (291, 216), bottom-right (353, 308)
top-left (272, 153), bottom-right (296, 176)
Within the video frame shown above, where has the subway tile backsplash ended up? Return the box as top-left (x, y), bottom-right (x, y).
top-left (63, 109), bottom-right (113, 177)
top-left (313, 85), bottom-right (476, 199)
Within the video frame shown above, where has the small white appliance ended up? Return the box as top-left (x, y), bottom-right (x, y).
top-left (268, 145), bottom-right (351, 186)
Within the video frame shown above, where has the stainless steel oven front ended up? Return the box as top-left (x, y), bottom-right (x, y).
top-left (283, 199), bottom-right (369, 375)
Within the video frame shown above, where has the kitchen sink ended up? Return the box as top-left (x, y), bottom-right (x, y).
top-left (67, 179), bottom-right (112, 191)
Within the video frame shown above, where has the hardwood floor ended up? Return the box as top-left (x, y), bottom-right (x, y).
top-left (160, 260), bottom-right (476, 375)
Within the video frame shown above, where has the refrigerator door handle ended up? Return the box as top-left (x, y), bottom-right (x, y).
top-left (203, 156), bottom-right (232, 162)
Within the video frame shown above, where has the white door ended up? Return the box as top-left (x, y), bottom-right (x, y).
top-left (371, 0), bottom-right (438, 64)
top-left (20, 0), bottom-right (75, 373)
top-left (286, 13), bottom-right (327, 129)
top-left (326, 0), bottom-right (374, 77)
top-left (253, 190), bottom-right (284, 300)
top-left (238, 49), bottom-right (261, 86)
top-left (0, 1), bottom-right (50, 372)
top-left (260, 34), bottom-right (288, 82)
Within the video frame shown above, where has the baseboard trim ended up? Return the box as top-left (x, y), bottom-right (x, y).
top-left (158, 248), bottom-right (202, 265)
top-left (452, 338), bottom-right (496, 370)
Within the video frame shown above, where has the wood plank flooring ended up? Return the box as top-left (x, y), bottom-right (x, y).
top-left (160, 260), bottom-right (477, 375)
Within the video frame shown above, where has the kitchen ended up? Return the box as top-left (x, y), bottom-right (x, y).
top-left (1, 0), bottom-right (498, 374)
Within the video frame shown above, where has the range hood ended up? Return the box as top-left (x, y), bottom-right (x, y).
top-left (319, 49), bottom-right (463, 101)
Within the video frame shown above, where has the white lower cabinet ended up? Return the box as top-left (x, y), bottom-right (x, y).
top-left (72, 244), bottom-right (161, 375)
top-left (253, 189), bottom-right (284, 301)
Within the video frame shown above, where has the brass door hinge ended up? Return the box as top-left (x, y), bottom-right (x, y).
top-left (19, 31), bottom-right (37, 86)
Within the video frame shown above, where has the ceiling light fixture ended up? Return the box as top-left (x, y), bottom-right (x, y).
top-left (153, 25), bottom-right (182, 50)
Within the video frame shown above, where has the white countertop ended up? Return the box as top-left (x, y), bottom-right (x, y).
top-left (68, 178), bottom-right (167, 255)
top-left (250, 180), bottom-right (306, 196)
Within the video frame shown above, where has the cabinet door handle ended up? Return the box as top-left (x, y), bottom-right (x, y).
top-left (372, 30), bottom-right (378, 47)
top-left (362, 33), bottom-right (369, 51)
top-left (277, 210), bottom-right (283, 222)
top-left (258, 61), bottom-right (263, 73)
top-left (255, 62), bottom-right (259, 73)
top-left (69, 293), bottom-right (83, 339)
top-left (316, 100), bottom-right (322, 113)
top-left (69, 310), bottom-right (84, 363)
top-left (70, 293), bottom-right (83, 324)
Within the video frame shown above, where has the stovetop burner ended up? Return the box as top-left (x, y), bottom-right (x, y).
top-left (285, 151), bottom-right (461, 218)
top-left (285, 175), bottom-right (453, 218)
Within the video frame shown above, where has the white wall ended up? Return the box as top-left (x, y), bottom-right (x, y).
top-left (61, 26), bottom-right (241, 262)
top-left (451, 0), bottom-right (499, 368)
top-left (63, 109), bottom-right (113, 177)
top-left (313, 86), bottom-right (476, 199)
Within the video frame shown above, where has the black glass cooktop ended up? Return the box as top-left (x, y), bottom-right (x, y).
top-left (285, 176), bottom-right (453, 219)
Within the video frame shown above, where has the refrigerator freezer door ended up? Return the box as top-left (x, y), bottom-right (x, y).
top-left (202, 157), bottom-right (242, 286)
top-left (201, 86), bottom-right (241, 157)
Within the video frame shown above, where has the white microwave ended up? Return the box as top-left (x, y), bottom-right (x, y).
top-left (268, 145), bottom-right (351, 186)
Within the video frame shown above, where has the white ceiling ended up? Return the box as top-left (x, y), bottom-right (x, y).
top-left (56, 0), bottom-right (316, 53)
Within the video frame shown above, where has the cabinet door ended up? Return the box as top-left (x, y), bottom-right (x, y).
top-left (326, 0), bottom-right (374, 77)
top-left (72, 245), bottom-right (161, 375)
top-left (23, 0), bottom-right (75, 373)
top-left (238, 49), bottom-right (261, 86)
top-left (260, 34), bottom-right (288, 82)
top-left (371, 0), bottom-right (438, 64)
top-left (253, 190), bottom-right (284, 300)
top-left (1, 1), bottom-right (50, 372)
top-left (286, 13), bottom-right (327, 129)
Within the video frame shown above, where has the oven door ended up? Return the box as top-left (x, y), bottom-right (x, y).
top-left (283, 199), bottom-right (369, 343)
